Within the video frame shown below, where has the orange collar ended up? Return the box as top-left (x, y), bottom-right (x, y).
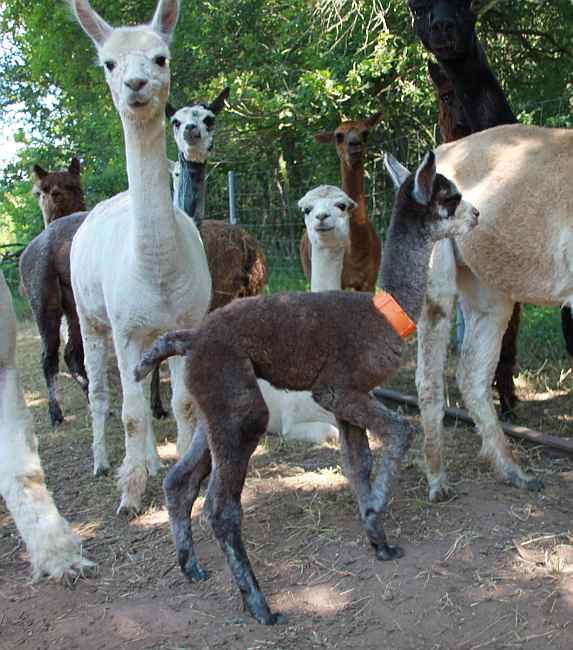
top-left (372, 291), bottom-right (416, 339)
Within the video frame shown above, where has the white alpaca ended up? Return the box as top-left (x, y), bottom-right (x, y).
top-left (69, 0), bottom-right (211, 514)
top-left (0, 272), bottom-right (93, 579)
top-left (259, 185), bottom-right (357, 444)
top-left (415, 124), bottom-right (572, 501)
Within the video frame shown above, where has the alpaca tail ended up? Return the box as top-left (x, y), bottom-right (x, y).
top-left (134, 330), bottom-right (195, 382)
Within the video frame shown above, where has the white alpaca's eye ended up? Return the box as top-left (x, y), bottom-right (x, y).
top-left (335, 202), bottom-right (347, 211)
top-left (104, 61), bottom-right (115, 72)
top-left (304, 207), bottom-right (312, 215)
top-left (172, 119), bottom-right (181, 129)
top-left (154, 55), bottom-right (167, 67)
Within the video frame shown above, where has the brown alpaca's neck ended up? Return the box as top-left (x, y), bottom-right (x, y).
top-left (341, 161), bottom-right (367, 226)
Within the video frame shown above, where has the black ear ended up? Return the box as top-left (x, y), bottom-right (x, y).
top-left (32, 164), bottom-right (48, 179)
top-left (413, 151), bottom-right (436, 205)
top-left (165, 103), bottom-right (177, 119)
top-left (209, 86), bottom-right (230, 114)
top-left (68, 157), bottom-right (81, 175)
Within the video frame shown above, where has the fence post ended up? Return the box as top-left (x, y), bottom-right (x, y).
top-left (227, 170), bottom-right (237, 224)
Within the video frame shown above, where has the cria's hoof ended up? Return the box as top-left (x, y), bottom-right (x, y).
top-left (116, 499), bottom-right (142, 518)
top-left (373, 543), bottom-right (404, 561)
top-left (526, 477), bottom-right (544, 492)
top-left (182, 557), bottom-right (209, 582)
top-left (93, 464), bottom-right (110, 477)
top-left (428, 484), bottom-right (452, 503)
top-left (505, 470), bottom-right (544, 492)
top-left (50, 406), bottom-right (64, 428)
top-left (254, 611), bottom-right (287, 625)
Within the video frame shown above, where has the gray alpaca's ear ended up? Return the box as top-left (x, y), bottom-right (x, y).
top-left (69, 157), bottom-right (81, 175)
top-left (413, 151), bottom-right (436, 205)
top-left (71, 0), bottom-right (113, 47)
top-left (166, 103), bottom-right (177, 119)
top-left (32, 164), bottom-right (48, 180)
top-left (314, 131), bottom-right (335, 144)
top-left (150, 0), bottom-right (180, 45)
top-left (383, 153), bottom-right (410, 190)
top-left (209, 87), bottom-right (230, 114)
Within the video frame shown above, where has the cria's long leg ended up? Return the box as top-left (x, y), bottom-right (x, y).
top-left (163, 419), bottom-right (212, 581)
top-left (314, 389), bottom-right (414, 561)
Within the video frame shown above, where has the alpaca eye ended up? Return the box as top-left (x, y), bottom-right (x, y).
top-left (104, 60), bottom-right (115, 72)
top-left (304, 207), bottom-right (312, 215)
top-left (335, 133), bottom-right (344, 143)
top-left (204, 116), bottom-right (215, 128)
top-left (172, 119), bottom-right (181, 129)
top-left (335, 202), bottom-right (347, 211)
top-left (154, 55), bottom-right (167, 67)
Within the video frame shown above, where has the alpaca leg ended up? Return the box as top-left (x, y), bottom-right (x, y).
top-left (494, 303), bottom-right (521, 420)
top-left (61, 293), bottom-right (89, 398)
top-left (169, 355), bottom-right (197, 457)
top-left (0, 366), bottom-right (94, 580)
top-left (456, 278), bottom-right (543, 491)
top-left (314, 389), bottom-right (414, 561)
top-left (150, 364), bottom-right (169, 419)
top-left (82, 324), bottom-right (111, 476)
top-left (114, 337), bottom-right (155, 515)
top-left (163, 418), bottom-right (211, 581)
top-left (38, 306), bottom-right (65, 427)
top-left (416, 240), bottom-right (456, 501)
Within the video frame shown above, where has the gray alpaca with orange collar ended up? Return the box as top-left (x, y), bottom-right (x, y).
top-left (134, 151), bottom-right (479, 625)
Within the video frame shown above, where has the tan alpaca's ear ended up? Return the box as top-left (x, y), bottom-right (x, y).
top-left (314, 132), bottom-right (335, 144)
top-left (365, 111), bottom-right (383, 128)
top-left (69, 157), bottom-right (81, 175)
top-left (150, 0), bottom-right (180, 45)
top-left (71, 0), bottom-right (113, 47)
top-left (209, 87), bottom-right (230, 115)
top-left (32, 164), bottom-right (48, 180)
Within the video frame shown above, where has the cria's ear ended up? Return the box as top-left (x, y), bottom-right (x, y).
top-left (413, 151), bottom-right (436, 205)
top-left (314, 131), bottom-right (335, 144)
top-left (165, 103), bottom-right (177, 119)
top-left (68, 157), bottom-right (81, 175)
top-left (32, 164), bottom-right (48, 180)
top-left (383, 153), bottom-right (410, 191)
top-left (365, 111), bottom-right (383, 128)
top-left (71, 0), bottom-right (113, 47)
top-left (209, 87), bottom-right (230, 115)
top-left (150, 0), bottom-right (180, 45)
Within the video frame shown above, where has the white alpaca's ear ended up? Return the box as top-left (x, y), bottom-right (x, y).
top-left (71, 0), bottom-right (113, 47)
top-left (413, 151), bottom-right (436, 205)
top-left (384, 153), bottom-right (410, 190)
top-left (150, 0), bottom-right (180, 45)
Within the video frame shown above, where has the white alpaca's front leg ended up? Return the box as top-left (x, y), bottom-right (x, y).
top-left (416, 240), bottom-right (456, 502)
top-left (0, 367), bottom-right (94, 580)
top-left (114, 336), bottom-right (153, 515)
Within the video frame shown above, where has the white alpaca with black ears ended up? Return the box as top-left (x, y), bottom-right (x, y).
top-left (69, 0), bottom-right (211, 515)
top-left (0, 272), bottom-right (94, 580)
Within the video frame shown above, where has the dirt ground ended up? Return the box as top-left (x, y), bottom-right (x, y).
top-left (1, 323), bottom-right (572, 650)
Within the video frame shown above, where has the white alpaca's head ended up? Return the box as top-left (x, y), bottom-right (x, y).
top-left (71, 0), bottom-right (179, 124)
top-left (298, 185), bottom-right (356, 251)
top-left (166, 87), bottom-right (230, 163)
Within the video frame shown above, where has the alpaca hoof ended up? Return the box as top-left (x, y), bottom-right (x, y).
top-left (526, 478), bottom-right (545, 492)
top-left (50, 404), bottom-right (64, 427)
top-left (93, 464), bottom-right (110, 477)
top-left (505, 469), bottom-right (544, 492)
top-left (152, 405), bottom-right (169, 420)
top-left (181, 557), bottom-right (209, 582)
top-left (116, 497), bottom-right (142, 518)
top-left (373, 542), bottom-right (404, 561)
top-left (261, 612), bottom-right (287, 626)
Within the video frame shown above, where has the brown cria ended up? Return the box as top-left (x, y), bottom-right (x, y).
top-left (134, 153), bottom-right (479, 625)
top-left (19, 212), bottom-right (89, 427)
top-left (299, 112), bottom-right (383, 292)
top-left (31, 157), bottom-right (86, 227)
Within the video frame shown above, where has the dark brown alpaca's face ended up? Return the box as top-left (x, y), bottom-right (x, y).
top-left (408, 0), bottom-right (477, 60)
top-left (428, 62), bottom-right (471, 141)
top-left (32, 169), bottom-right (85, 224)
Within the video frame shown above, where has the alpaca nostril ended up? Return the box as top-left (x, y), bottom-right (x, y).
top-left (316, 213), bottom-right (329, 222)
top-left (125, 78), bottom-right (147, 91)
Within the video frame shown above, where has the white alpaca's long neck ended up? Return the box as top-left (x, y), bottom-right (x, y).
top-left (123, 116), bottom-right (180, 280)
top-left (310, 243), bottom-right (345, 292)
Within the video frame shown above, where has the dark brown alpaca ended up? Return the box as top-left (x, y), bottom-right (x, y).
top-left (134, 153), bottom-right (479, 624)
top-left (20, 160), bottom-right (88, 426)
top-left (32, 157), bottom-right (85, 227)
top-left (299, 113), bottom-right (383, 292)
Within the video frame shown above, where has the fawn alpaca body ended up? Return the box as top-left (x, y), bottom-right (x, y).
top-left (135, 154), bottom-right (478, 624)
